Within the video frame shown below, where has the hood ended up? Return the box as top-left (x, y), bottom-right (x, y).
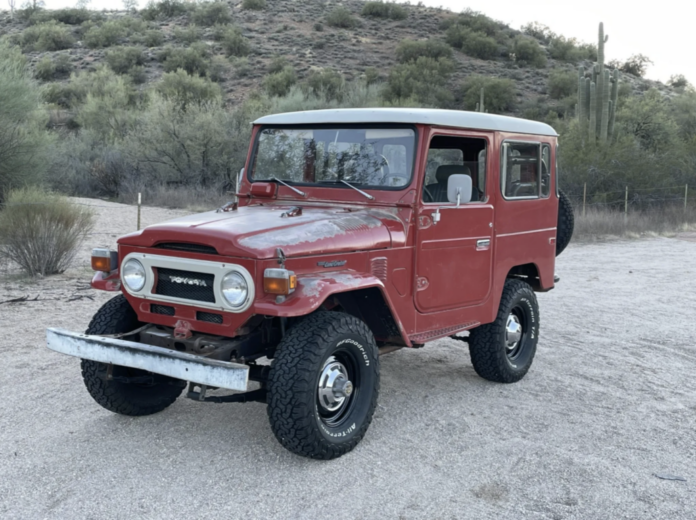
top-left (118, 204), bottom-right (403, 259)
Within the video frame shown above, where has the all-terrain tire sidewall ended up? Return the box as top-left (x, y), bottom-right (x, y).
top-left (81, 294), bottom-right (185, 416)
top-left (267, 312), bottom-right (380, 460)
top-left (556, 188), bottom-right (575, 256)
top-left (469, 280), bottom-right (539, 383)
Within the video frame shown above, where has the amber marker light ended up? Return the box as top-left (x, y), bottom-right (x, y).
top-left (264, 268), bottom-right (297, 295)
top-left (91, 248), bottom-right (118, 273)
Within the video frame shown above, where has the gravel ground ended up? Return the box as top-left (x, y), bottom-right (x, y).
top-left (1, 200), bottom-right (695, 519)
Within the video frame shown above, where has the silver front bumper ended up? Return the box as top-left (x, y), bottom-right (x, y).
top-left (46, 328), bottom-right (249, 391)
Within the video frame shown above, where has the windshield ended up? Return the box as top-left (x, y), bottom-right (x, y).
top-left (250, 126), bottom-right (416, 189)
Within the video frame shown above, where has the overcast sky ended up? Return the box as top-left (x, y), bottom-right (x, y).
top-left (27, 0), bottom-right (695, 85)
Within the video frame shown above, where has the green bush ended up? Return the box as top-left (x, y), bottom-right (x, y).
top-left (215, 26), bottom-right (251, 57)
top-left (160, 44), bottom-right (209, 76)
top-left (364, 67), bottom-right (380, 85)
top-left (208, 55), bottom-right (230, 83)
top-left (140, 0), bottom-right (189, 21)
top-left (461, 75), bottom-right (515, 114)
top-left (0, 42), bottom-right (51, 196)
top-left (0, 187), bottom-right (94, 276)
top-left (84, 21), bottom-right (126, 48)
top-left (156, 69), bottom-right (222, 107)
top-left (28, 8), bottom-right (93, 26)
top-left (440, 10), bottom-right (500, 36)
top-left (361, 1), bottom-right (408, 20)
top-left (513, 37), bottom-right (546, 68)
top-left (192, 1), bottom-right (232, 26)
top-left (264, 66), bottom-right (297, 97)
top-left (610, 54), bottom-right (652, 77)
top-left (267, 55), bottom-right (289, 74)
top-left (668, 74), bottom-right (692, 91)
top-left (242, 0), bottom-right (267, 10)
top-left (548, 36), bottom-right (596, 62)
top-left (547, 70), bottom-right (577, 100)
top-left (232, 57), bottom-right (251, 77)
top-left (304, 68), bottom-right (345, 101)
top-left (106, 46), bottom-right (145, 75)
top-left (446, 26), bottom-right (499, 60)
top-left (34, 54), bottom-right (73, 81)
top-left (131, 29), bottom-right (165, 47)
top-left (173, 25), bottom-right (202, 44)
top-left (395, 39), bottom-right (452, 63)
top-left (326, 7), bottom-right (357, 29)
top-left (21, 21), bottom-right (75, 52)
top-left (382, 57), bottom-right (455, 107)
top-left (313, 22), bottom-right (323, 32)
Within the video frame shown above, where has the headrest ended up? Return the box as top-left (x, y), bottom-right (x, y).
top-left (435, 164), bottom-right (471, 183)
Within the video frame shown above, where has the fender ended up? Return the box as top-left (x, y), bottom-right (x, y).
top-left (91, 269), bottom-right (121, 291)
top-left (254, 271), bottom-right (412, 347)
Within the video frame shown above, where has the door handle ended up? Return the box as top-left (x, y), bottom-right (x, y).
top-left (476, 239), bottom-right (490, 250)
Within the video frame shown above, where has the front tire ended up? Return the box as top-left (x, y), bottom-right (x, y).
top-left (81, 295), bottom-right (185, 416)
top-left (468, 279), bottom-right (539, 383)
top-left (267, 312), bottom-right (380, 460)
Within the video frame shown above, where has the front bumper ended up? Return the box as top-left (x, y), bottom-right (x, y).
top-left (46, 328), bottom-right (249, 391)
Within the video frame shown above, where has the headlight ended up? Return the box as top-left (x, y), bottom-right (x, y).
top-left (221, 271), bottom-right (248, 307)
top-left (122, 259), bottom-right (146, 292)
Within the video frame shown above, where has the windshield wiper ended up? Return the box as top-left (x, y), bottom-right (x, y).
top-left (270, 177), bottom-right (306, 198)
top-left (339, 180), bottom-right (374, 200)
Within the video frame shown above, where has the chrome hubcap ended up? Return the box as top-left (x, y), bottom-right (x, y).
top-left (318, 357), bottom-right (353, 413)
top-left (505, 313), bottom-right (523, 351)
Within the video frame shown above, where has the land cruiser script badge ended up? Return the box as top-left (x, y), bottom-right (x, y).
top-left (168, 275), bottom-right (208, 287)
top-left (317, 260), bottom-right (347, 268)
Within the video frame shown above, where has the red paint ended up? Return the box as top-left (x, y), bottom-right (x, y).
top-left (101, 122), bottom-right (557, 347)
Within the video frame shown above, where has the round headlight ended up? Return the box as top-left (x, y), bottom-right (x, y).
top-left (122, 259), bottom-right (146, 292)
top-left (221, 271), bottom-right (248, 308)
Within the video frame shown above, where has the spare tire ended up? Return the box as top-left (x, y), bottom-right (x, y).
top-left (556, 189), bottom-right (574, 256)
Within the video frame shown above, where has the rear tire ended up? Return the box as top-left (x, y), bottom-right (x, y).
top-left (556, 188), bottom-right (575, 256)
top-left (267, 312), bottom-right (380, 460)
top-left (81, 295), bottom-right (185, 416)
top-left (468, 279), bottom-right (539, 383)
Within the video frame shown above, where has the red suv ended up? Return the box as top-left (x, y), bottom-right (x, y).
top-left (47, 108), bottom-right (574, 459)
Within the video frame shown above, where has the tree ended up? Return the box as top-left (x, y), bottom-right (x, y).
top-left (122, 0), bottom-right (138, 11)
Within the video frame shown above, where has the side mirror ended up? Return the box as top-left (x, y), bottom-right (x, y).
top-left (447, 174), bottom-right (472, 206)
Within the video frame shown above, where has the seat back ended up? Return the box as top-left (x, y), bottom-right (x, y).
top-left (425, 165), bottom-right (476, 203)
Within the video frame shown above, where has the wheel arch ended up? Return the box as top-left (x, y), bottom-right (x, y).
top-left (506, 262), bottom-right (542, 291)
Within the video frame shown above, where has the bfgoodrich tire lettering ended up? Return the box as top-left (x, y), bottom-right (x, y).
top-left (468, 279), bottom-right (539, 383)
top-left (81, 294), bottom-right (185, 416)
top-left (267, 312), bottom-right (380, 460)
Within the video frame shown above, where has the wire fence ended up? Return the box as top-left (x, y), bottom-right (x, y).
top-left (568, 184), bottom-right (692, 217)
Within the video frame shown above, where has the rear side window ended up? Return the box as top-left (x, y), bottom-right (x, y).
top-left (501, 141), bottom-right (543, 199)
top-left (541, 144), bottom-right (551, 198)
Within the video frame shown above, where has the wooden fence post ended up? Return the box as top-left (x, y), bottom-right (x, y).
top-left (137, 192), bottom-right (142, 231)
top-left (583, 183), bottom-right (587, 217)
top-left (624, 186), bottom-right (628, 222)
top-left (685, 184), bottom-right (689, 214)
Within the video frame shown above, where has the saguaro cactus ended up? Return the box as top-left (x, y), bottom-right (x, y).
top-left (475, 87), bottom-right (487, 113)
top-left (576, 22), bottom-right (620, 143)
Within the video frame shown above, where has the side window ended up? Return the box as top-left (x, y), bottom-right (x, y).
top-left (502, 142), bottom-right (540, 199)
top-left (422, 135), bottom-right (487, 204)
top-left (541, 144), bottom-right (551, 198)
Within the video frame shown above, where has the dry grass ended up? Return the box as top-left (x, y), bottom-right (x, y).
top-left (574, 206), bottom-right (696, 241)
top-left (117, 184), bottom-right (230, 212)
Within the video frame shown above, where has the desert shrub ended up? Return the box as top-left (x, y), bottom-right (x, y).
top-left (173, 25), bottom-right (202, 44)
top-left (446, 26), bottom-right (499, 60)
top-left (192, 1), bottom-right (232, 26)
top-left (156, 69), bottom-right (222, 107)
top-left (364, 67), bottom-right (380, 85)
top-left (106, 46), bottom-right (144, 74)
top-left (242, 0), bottom-right (266, 10)
top-left (232, 57), bottom-right (251, 77)
top-left (28, 8), bottom-right (93, 26)
top-left (140, 0), bottom-right (188, 21)
top-left (131, 28), bottom-right (165, 47)
top-left (461, 75), bottom-right (515, 114)
top-left (84, 21), bottom-right (126, 48)
top-left (0, 42), bottom-right (51, 196)
top-left (548, 36), bottom-right (596, 62)
top-left (304, 68), bottom-right (345, 101)
top-left (0, 188), bottom-right (94, 276)
top-left (267, 55), bottom-right (288, 74)
top-left (548, 70), bottom-right (577, 99)
top-left (668, 74), bottom-right (691, 90)
top-left (396, 39), bottom-right (452, 63)
top-left (208, 55), bottom-right (230, 82)
top-left (513, 36), bottom-right (546, 67)
top-left (440, 10), bottom-right (500, 36)
top-left (521, 21), bottom-right (553, 42)
top-left (34, 56), bottom-right (57, 81)
top-left (214, 26), bottom-right (250, 57)
top-left (264, 66), bottom-right (297, 97)
top-left (128, 66), bottom-right (147, 84)
top-left (21, 21), bottom-right (75, 52)
top-left (609, 54), bottom-right (653, 77)
top-left (160, 44), bottom-right (209, 76)
top-left (326, 7), bottom-right (357, 29)
top-left (313, 22), bottom-right (323, 32)
top-left (382, 57), bottom-right (455, 107)
top-left (42, 82), bottom-right (81, 108)
top-left (361, 1), bottom-right (407, 20)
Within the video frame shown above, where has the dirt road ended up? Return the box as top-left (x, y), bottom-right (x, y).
top-left (1, 200), bottom-right (694, 519)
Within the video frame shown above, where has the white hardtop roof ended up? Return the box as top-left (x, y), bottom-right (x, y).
top-left (254, 108), bottom-right (557, 137)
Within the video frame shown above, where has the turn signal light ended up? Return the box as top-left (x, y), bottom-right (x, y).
top-left (91, 248), bottom-right (118, 273)
top-left (264, 268), bottom-right (297, 295)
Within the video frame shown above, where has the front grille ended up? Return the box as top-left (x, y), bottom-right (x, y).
top-left (151, 304), bottom-right (175, 316)
top-left (197, 311), bottom-right (223, 324)
top-left (155, 268), bottom-right (215, 303)
top-left (155, 243), bottom-right (218, 255)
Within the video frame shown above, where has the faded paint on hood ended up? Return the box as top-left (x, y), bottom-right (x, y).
top-left (118, 204), bottom-right (402, 259)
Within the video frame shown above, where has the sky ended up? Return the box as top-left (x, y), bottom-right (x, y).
top-left (27, 0), bottom-right (696, 85)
